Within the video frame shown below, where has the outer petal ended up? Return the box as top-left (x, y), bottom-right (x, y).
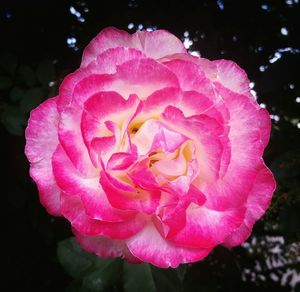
top-left (75, 232), bottom-right (139, 263)
top-left (58, 105), bottom-right (96, 176)
top-left (61, 193), bottom-right (145, 238)
top-left (25, 97), bottom-right (61, 216)
top-left (165, 56), bottom-right (252, 98)
top-left (81, 27), bottom-right (186, 67)
top-left (139, 87), bottom-right (222, 121)
top-left (57, 47), bottom-right (145, 112)
top-left (69, 57), bottom-right (179, 109)
top-left (223, 163), bottom-right (276, 247)
top-left (81, 27), bottom-right (133, 67)
top-left (168, 205), bottom-right (245, 248)
top-left (258, 108), bottom-right (272, 148)
top-left (110, 58), bottom-right (180, 99)
top-left (164, 59), bottom-right (214, 97)
top-left (201, 83), bottom-right (269, 210)
top-left (126, 222), bottom-right (211, 268)
top-left (131, 29), bottom-right (187, 59)
top-left (213, 59), bottom-right (251, 97)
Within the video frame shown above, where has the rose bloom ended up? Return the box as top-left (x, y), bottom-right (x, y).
top-left (25, 27), bottom-right (276, 268)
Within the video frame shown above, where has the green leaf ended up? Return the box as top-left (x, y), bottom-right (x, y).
top-left (176, 265), bottom-right (187, 283)
top-left (19, 87), bottom-right (44, 113)
top-left (151, 267), bottom-right (181, 292)
top-left (270, 149), bottom-right (300, 179)
top-left (123, 262), bottom-right (156, 292)
top-left (0, 53), bottom-right (17, 75)
top-left (0, 75), bottom-right (13, 89)
top-left (58, 238), bottom-right (123, 291)
top-left (36, 59), bottom-right (56, 86)
top-left (10, 86), bottom-right (26, 102)
top-left (82, 258), bottom-right (122, 292)
top-left (17, 64), bottom-right (36, 86)
top-left (1, 105), bottom-right (26, 136)
top-left (57, 238), bottom-right (95, 279)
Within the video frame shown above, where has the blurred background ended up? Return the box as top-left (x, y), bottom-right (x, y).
top-left (2, 0), bottom-right (300, 291)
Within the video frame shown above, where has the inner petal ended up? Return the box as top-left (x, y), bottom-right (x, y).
top-left (152, 149), bottom-right (187, 177)
top-left (131, 119), bottom-right (188, 155)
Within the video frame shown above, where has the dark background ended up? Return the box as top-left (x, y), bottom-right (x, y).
top-left (2, 0), bottom-right (300, 291)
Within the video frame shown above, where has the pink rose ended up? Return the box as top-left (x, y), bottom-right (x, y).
top-left (25, 27), bottom-right (276, 268)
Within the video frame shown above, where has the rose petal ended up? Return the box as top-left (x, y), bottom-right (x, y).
top-left (126, 222), bottom-right (211, 268)
top-left (168, 204), bottom-right (245, 248)
top-left (81, 91), bottom-right (141, 160)
top-left (132, 29), bottom-right (187, 59)
top-left (223, 163), bottom-right (276, 247)
top-left (201, 83), bottom-right (269, 210)
top-left (61, 193), bottom-right (145, 238)
top-left (132, 119), bottom-right (188, 155)
top-left (162, 106), bottom-right (224, 181)
top-left (81, 27), bottom-right (186, 67)
top-left (213, 59), bottom-right (251, 97)
top-left (52, 145), bottom-right (135, 222)
top-left (57, 47), bottom-right (145, 112)
top-left (25, 97), bottom-right (61, 216)
top-left (75, 231), bottom-right (140, 263)
top-left (100, 170), bottom-right (161, 215)
top-left (164, 59), bottom-right (214, 97)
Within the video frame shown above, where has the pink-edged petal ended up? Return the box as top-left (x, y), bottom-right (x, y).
top-left (25, 97), bottom-right (61, 216)
top-left (138, 88), bottom-right (225, 134)
top-left (72, 58), bottom-right (179, 110)
top-left (168, 205), bottom-right (245, 248)
top-left (58, 47), bottom-right (145, 112)
top-left (201, 83), bottom-right (269, 210)
top-left (100, 170), bottom-right (161, 215)
top-left (112, 58), bottom-right (180, 99)
top-left (107, 151), bottom-right (137, 171)
top-left (52, 144), bottom-right (135, 222)
top-left (132, 29), bottom-right (187, 59)
top-left (57, 68), bottom-right (91, 113)
top-left (128, 159), bottom-right (160, 190)
top-left (160, 53), bottom-right (218, 80)
top-left (126, 222), bottom-right (211, 268)
top-left (87, 47), bottom-right (145, 74)
top-left (59, 88), bottom-right (141, 175)
top-left (164, 59), bottom-right (214, 97)
top-left (75, 232), bottom-right (140, 263)
top-left (89, 135), bottom-right (116, 167)
top-left (61, 193), bottom-right (145, 238)
top-left (81, 27), bottom-right (133, 67)
top-left (162, 106), bottom-right (224, 181)
top-left (81, 92), bottom-right (141, 157)
top-left (213, 59), bottom-right (251, 97)
top-left (81, 27), bottom-right (186, 67)
top-left (132, 119), bottom-right (188, 155)
top-left (137, 87), bottom-right (181, 121)
top-left (159, 142), bottom-right (200, 200)
top-left (157, 185), bottom-right (206, 238)
top-left (153, 153), bottom-right (187, 177)
top-left (58, 104), bottom-right (96, 176)
top-left (258, 108), bottom-right (272, 148)
top-left (224, 163), bottom-right (276, 247)
top-left (25, 98), bottom-right (58, 163)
